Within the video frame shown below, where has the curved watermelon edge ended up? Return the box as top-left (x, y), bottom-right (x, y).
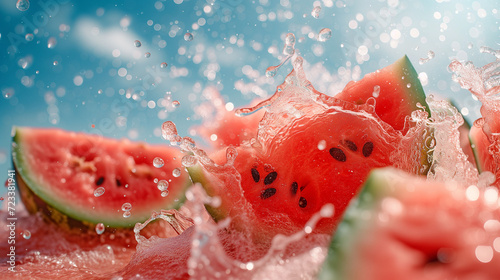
top-left (317, 167), bottom-right (411, 279)
top-left (12, 126), bottom-right (193, 229)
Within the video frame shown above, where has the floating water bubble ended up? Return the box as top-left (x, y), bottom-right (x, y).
top-left (123, 211), bottom-right (131, 218)
top-left (153, 157), bottom-right (164, 168)
top-left (25, 33), bottom-right (34, 41)
top-left (318, 28), bottom-right (332, 42)
top-left (184, 32), bottom-right (194, 41)
top-left (47, 37), bottom-right (57, 49)
top-left (172, 168), bottom-right (181, 177)
top-left (419, 50), bottom-right (435, 65)
top-left (372, 85), bottom-right (380, 98)
top-left (317, 140), bottom-right (326, 150)
top-left (311, 5), bottom-right (321, 18)
top-left (266, 66), bottom-right (278, 78)
top-left (121, 202), bottom-right (132, 212)
top-left (172, 100), bottom-right (181, 108)
top-left (95, 223), bottom-right (105, 235)
top-left (157, 180), bottom-right (169, 191)
top-left (94, 187), bottom-right (105, 197)
top-left (144, 52), bottom-right (151, 58)
top-left (16, 0), bottom-right (30, 11)
top-left (134, 40), bottom-right (142, 47)
top-left (22, 230), bottom-right (31, 239)
top-left (181, 155), bottom-right (197, 167)
top-left (160, 62), bottom-right (168, 69)
top-left (161, 190), bottom-right (169, 197)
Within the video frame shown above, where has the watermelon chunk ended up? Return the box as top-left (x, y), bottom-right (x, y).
top-left (319, 167), bottom-right (500, 280)
top-left (12, 127), bottom-right (192, 230)
top-left (188, 56), bottom-right (430, 240)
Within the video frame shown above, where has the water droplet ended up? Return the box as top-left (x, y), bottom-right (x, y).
top-left (123, 211), bottom-right (131, 218)
top-left (25, 33), bottom-right (34, 41)
top-left (121, 202), bottom-right (132, 212)
top-left (97, 89), bottom-right (103, 94)
top-left (184, 32), bottom-right (194, 41)
top-left (318, 28), bottom-right (332, 42)
top-left (134, 40), bottom-right (142, 47)
top-left (47, 37), bottom-right (57, 49)
top-left (94, 187), bottom-right (105, 197)
top-left (16, 0), bottom-right (30, 11)
top-left (181, 155), bottom-right (197, 167)
top-left (157, 180), bottom-right (169, 191)
top-left (160, 62), bottom-right (168, 69)
top-left (95, 223), bottom-right (105, 235)
top-left (53, 61), bottom-right (58, 66)
top-left (372, 85), bottom-right (380, 98)
top-left (427, 50), bottom-right (435, 59)
top-left (161, 121), bottom-right (178, 141)
top-left (153, 157), bottom-right (164, 168)
top-left (467, 43), bottom-right (473, 49)
top-left (154, 178), bottom-right (159, 183)
top-left (144, 52), bottom-right (151, 58)
top-left (265, 66), bottom-right (278, 78)
top-left (317, 140), bottom-right (327, 150)
top-left (419, 50), bottom-right (435, 65)
top-left (161, 190), bottom-right (169, 197)
top-left (172, 168), bottom-right (181, 177)
top-left (172, 100), bottom-right (180, 107)
top-left (311, 5), bottom-right (321, 18)
top-left (406, 83), bottom-right (411, 88)
top-left (22, 230), bottom-right (31, 239)
top-left (285, 33), bottom-right (296, 46)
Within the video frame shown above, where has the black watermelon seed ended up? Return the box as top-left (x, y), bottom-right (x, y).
top-left (362, 142), bottom-right (374, 157)
top-left (290, 182), bottom-right (298, 195)
top-left (299, 197), bottom-right (307, 208)
top-left (260, 188), bottom-right (277, 199)
top-left (251, 168), bottom-right (260, 183)
top-left (96, 177), bottom-right (105, 186)
top-left (343, 140), bottom-right (358, 151)
top-left (116, 179), bottom-right (122, 187)
top-left (329, 148), bottom-right (346, 162)
top-left (264, 171), bottom-right (278, 185)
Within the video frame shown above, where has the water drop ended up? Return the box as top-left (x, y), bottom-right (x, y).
top-left (419, 50), bottom-right (435, 65)
top-left (311, 5), bottom-right (321, 18)
top-left (160, 62), bottom-right (168, 69)
top-left (467, 43), bottom-right (473, 49)
top-left (318, 28), bottom-right (332, 42)
top-left (172, 100), bottom-right (180, 108)
top-left (181, 155), bottom-right (197, 167)
top-left (161, 190), bottom-right (169, 197)
top-left (22, 230), bottom-right (31, 239)
top-left (144, 52), bottom-right (151, 58)
top-left (53, 61), bottom-right (58, 66)
top-left (372, 85), bottom-right (380, 98)
top-left (95, 223), bottom-right (105, 235)
top-left (285, 33), bottom-right (296, 46)
top-left (97, 89), bottom-right (103, 94)
top-left (94, 187), bottom-right (105, 197)
top-left (266, 66), bottom-right (278, 78)
top-left (184, 32), bottom-right (194, 41)
top-left (121, 202), bottom-right (132, 212)
top-left (134, 40), bottom-right (142, 47)
top-left (153, 157), bottom-right (164, 168)
top-left (123, 211), bottom-right (131, 218)
top-left (406, 83), bottom-right (411, 88)
top-left (154, 178), bottom-right (159, 183)
top-left (157, 180), bottom-right (169, 191)
top-left (172, 168), bottom-right (181, 177)
top-left (317, 140), bottom-right (327, 150)
top-left (47, 37), bottom-right (57, 49)
top-left (25, 33), bottom-right (34, 41)
top-left (427, 50), bottom-right (435, 59)
top-left (16, 0), bottom-right (30, 11)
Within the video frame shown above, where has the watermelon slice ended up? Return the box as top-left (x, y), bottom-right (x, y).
top-left (12, 127), bottom-right (192, 230)
top-left (319, 167), bottom-right (500, 280)
top-left (188, 56), bottom-right (430, 240)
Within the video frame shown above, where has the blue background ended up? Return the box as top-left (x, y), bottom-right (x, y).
top-left (0, 0), bottom-right (498, 198)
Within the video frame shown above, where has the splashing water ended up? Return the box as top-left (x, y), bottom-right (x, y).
top-left (419, 50), bottom-right (435, 65)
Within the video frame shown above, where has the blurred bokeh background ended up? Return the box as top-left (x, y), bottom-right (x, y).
top-left (0, 0), bottom-right (498, 198)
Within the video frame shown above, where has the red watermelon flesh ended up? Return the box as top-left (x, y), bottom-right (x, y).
top-left (12, 127), bottom-right (192, 229)
top-left (191, 86), bottom-right (265, 148)
top-left (319, 167), bottom-right (500, 280)
top-left (188, 55), bottom-right (430, 240)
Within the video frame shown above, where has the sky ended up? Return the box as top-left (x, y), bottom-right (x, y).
top-left (0, 0), bottom-right (498, 197)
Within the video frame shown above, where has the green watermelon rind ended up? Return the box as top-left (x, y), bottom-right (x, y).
top-left (12, 127), bottom-right (192, 229)
top-left (317, 167), bottom-right (405, 280)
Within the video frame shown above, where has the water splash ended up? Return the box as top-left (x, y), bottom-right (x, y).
top-left (419, 50), bottom-right (435, 65)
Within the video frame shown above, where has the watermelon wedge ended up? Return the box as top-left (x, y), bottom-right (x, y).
top-left (188, 56), bottom-right (430, 241)
top-left (319, 167), bottom-right (500, 280)
top-left (12, 127), bottom-right (192, 230)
